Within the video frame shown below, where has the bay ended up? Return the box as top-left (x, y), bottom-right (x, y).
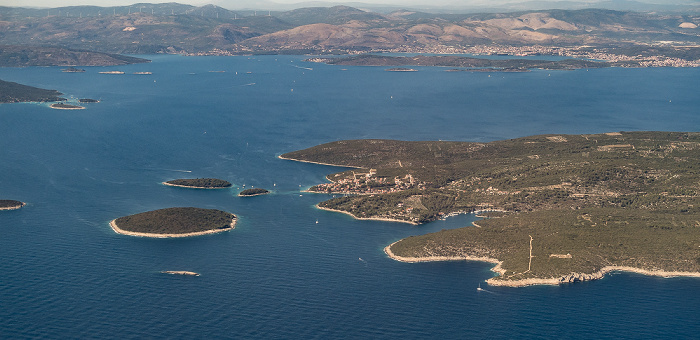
top-left (1, 55), bottom-right (699, 339)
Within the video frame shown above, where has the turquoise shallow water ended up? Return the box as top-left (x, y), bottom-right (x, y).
top-left (1, 55), bottom-right (700, 339)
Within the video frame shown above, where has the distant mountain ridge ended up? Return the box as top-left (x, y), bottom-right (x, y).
top-left (0, 3), bottom-right (698, 57)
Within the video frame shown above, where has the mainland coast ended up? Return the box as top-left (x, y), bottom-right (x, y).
top-left (384, 241), bottom-right (700, 287)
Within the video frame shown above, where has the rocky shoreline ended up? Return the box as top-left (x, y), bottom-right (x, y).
top-left (384, 241), bottom-right (700, 287)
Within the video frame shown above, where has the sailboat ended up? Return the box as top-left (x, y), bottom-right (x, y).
top-left (477, 283), bottom-right (484, 291)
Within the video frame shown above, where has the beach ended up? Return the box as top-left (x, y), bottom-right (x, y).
top-left (109, 218), bottom-right (236, 238)
top-left (316, 205), bottom-right (418, 225)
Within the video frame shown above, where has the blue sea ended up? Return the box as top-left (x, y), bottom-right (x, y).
top-left (1, 55), bottom-right (699, 339)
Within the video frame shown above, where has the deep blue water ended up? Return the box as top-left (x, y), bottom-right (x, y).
top-left (1, 55), bottom-right (699, 339)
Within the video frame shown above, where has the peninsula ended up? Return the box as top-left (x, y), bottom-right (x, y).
top-left (0, 79), bottom-right (65, 103)
top-left (110, 207), bottom-right (236, 238)
top-left (238, 188), bottom-right (270, 197)
top-left (163, 178), bottom-right (232, 189)
top-left (0, 200), bottom-right (25, 210)
top-left (282, 132), bottom-right (700, 286)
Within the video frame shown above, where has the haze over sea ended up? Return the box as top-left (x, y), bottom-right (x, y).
top-left (1, 55), bottom-right (699, 339)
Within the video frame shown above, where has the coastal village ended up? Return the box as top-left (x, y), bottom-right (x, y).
top-left (309, 169), bottom-right (425, 195)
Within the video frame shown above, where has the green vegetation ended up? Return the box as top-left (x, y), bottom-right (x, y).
top-left (239, 188), bottom-right (270, 196)
top-left (165, 178), bottom-right (232, 188)
top-left (114, 207), bottom-right (235, 235)
top-left (78, 99), bottom-right (99, 103)
top-left (0, 79), bottom-right (65, 103)
top-left (0, 45), bottom-right (149, 67)
top-left (283, 132), bottom-right (700, 282)
top-left (0, 200), bottom-right (24, 210)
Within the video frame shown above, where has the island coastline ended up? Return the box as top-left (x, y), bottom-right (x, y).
top-left (0, 201), bottom-right (25, 211)
top-left (162, 182), bottom-right (230, 189)
top-left (109, 218), bottom-right (236, 238)
top-left (50, 103), bottom-right (85, 110)
top-left (277, 155), bottom-right (362, 169)
top-left (384, 241), bottom-right (700, 287)
top-left (316, 204), bottom-right (418, 225)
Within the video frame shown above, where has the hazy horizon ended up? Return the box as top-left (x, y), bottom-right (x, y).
top-left (5, 0), bottom-right (697, 11)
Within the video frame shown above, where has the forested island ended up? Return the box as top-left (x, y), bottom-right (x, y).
top-left (282, 132), bottom-right (700, 286)
top-left (0, 200), bottom-right (25, 210)
top-left (110, 207), bottom-right (236, 237)
top-left (0, 79), bottom-right (65, 103)
top-left (238, 188), bottom-right (270, 196)
top-left (163, 178), bottom-right (232, 189)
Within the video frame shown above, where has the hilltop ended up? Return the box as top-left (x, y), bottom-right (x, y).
top-left (0, 4), bottom-right (698, 64)
top-left (282, 132), bottom-right (700, 285)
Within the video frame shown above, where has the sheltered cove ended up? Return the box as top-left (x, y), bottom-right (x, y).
top-left (283, 132), bottom-right (700, 287)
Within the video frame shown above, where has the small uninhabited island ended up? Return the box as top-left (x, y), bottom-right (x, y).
top-left (110, 207), bottom-right (236, 238)
top-left (98, 71), bottom-right (125, 75)
top-left (163, 178), bottom-right (232, 189)
top-left (50, 103), bottom-right (85, 110)
top-left (133, 72), bottom-right (152, 75)
top-left (281, 131), bottom-right (700, 286)
top-left (62, 67), bottom-right (85, 73)
top-left (0, 200), bottom-right (25, 211)
top-left (238, 188), bottom-right (270, 197)
top-left (78, 98), bottom-right (99, 103)
top-left (386, 68), bottom-right (417, 72)
top-left (161, 271), bottom-right (200, 276)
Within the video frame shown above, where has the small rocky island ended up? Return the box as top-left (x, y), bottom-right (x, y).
top-left (161, 271), bottom-right (200, 276)
top-left (50, 103), bottom-right (85, 110)
top-left (282, 132), bottom-right (700, 286)
top-left (110, 207), bottom-right (236, 238)
top-left (386, 68), bottom-right (417, 72)
top-left (79, 98), bottom-right (99, 103)
top-left (163, 178), bottom-right (232, 189)
top-left (238, 188), bottom-right (270, 197)
top-left (0, 200), bottom-right (25, 210)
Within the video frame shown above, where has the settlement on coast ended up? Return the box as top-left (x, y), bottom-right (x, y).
top-left (282, 132), bottom-right (700, 287)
